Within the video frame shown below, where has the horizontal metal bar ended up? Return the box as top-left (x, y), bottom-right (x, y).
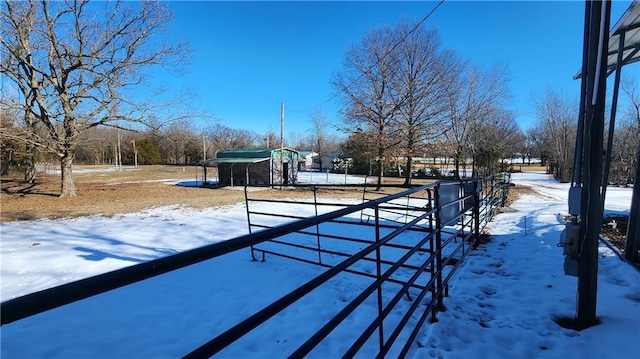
top-left (247, 211), bottom-right (308, 221)
top-left (377, 273), bottom-right (439, 358)
top-left (349, 253), bottom-right (439, 358)
top-left (291, 228), bottom-right (433, 253)
top-left (255, 238), bottom-right (430, 274)
top-left (253, 249), bottom-right (427, 290)
top-left (291, 230), bottom-right (438, 358)
top-left (2, 182), bottom-right (440, 325)
top-left (186, 206), bottom-right (433, 357)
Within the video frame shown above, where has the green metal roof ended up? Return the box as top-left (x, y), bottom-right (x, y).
top-left (216, 148), bottom-right (277, 159)
top-left (203, 148), bottom-right (299, 167)
top-left (205, 157), bottom-right (269, 165)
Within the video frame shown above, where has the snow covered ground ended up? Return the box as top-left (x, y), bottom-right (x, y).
top-left (297, 170), bottom-right (369, 184)
top-left (1, 172), bottom-right (638, 358)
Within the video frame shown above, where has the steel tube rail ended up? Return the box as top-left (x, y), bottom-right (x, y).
top-left (2, 182), bottom-right (438, 325)
top-left (3, 173), bottom-right (511, 358)
top-left (346, 245), bottom-right (438, 358)
top-left (290, 226), bottom-right (437, 358)
top-left (255, 238), bottom-right (430, 274)
top-left (185, 202), bottom-right (434, 358)
top-left (254, 248), bottom-right (429, 291)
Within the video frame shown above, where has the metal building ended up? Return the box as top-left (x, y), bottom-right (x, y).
top-left (204, 148), bottom-right (299, 186)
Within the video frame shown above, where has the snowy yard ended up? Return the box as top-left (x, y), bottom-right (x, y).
top-left (1, 172), bottom-right (638, 358)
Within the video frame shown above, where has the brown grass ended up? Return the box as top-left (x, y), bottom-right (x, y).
top-left (1, 165), bottom-right (228, 221)
top-left (503, 183), bottom-right (538, 208)
top-left (1, 165), bottom-right (371, 222)
top-left (1, 165), bottom-right (538, 222)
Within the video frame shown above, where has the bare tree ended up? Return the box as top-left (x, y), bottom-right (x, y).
top-left (333, 25), bottom-right (402, 190)
top-left (610, 77), bottom-right (640, 184)
top-left (0, 103), bottom-right (22, 175)
top-left (622, 77), bottom-right (640, 128)
top-left (307, 107), bottom-right (331, 170)
top-left (206, 123), bottom-right (258, 155)
top-left (468, 108), bottom-right (522, 176)
top-left (392, 22), bottom-right (452, 185)
top-left (1, 0), bottom-right (187, 196)
top-left (532, 89), bottom-right (578, 182)
top-left (442, 63), bottom-right (511, 179)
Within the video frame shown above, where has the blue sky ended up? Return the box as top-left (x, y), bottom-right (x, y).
top-left (161, 1), bottom-right (637, 138)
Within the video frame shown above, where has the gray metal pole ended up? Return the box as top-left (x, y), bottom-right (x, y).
top-left (601, 31), bottom-right (625, 214)
top-left (572, 0), bottom-right (593, 187)
top-left (577, 0), bottom-right (611, 330)
top-left (624, 146), bottom-right (640, 262)
top-left (281, 102), bottom-right (285, 186)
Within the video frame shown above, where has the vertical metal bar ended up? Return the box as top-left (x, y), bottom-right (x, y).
top-left (405, 194), bottom-right (411, 224)
top-left (230, 163), bottom-right (235, 187)
top-left (245, 185), bottom-right (258, 261)
top-left (427, 186), bottom-right (437, 318)
top-left (434, 183), bottom-right (443, 311)
top-left (473, 179), bottom-right (481, 248)
top-left (426, 187), bottom-right (437, 323)
top-left (601, 30), bottom-right (625, 214)
top-left (493, 176), bottom-right (499, 217)
top-left (361, 180), bottom-right (368, 223)
top-left (572, 0), bottom-right (592, 186)
top-left (625, 145), bottom-right (640, 262)
top-left (578, 0), bottom-right (611, 330)
top-left (313, 186), bottom-right (322, 264)
top-left (374, 204), bottom-right (384, 353)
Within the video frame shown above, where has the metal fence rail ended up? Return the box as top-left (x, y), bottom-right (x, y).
top-left (1, 173), bottom-right (511, 358)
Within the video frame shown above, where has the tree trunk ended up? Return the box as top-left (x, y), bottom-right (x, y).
top-left (24, 116), bottom-right (37, 183)
top-left (376, 158), bottom-right (383, 191)
top-left (404, 156), bottom-right (413, 185)
top-left (472, 153), bottom-right (477, 178)
top-left (24, 142), bottom-right (36, 183)
top-left (454, 156), bottom-right (461, 180)
top-left (60, 151), bottom-right (76, 197)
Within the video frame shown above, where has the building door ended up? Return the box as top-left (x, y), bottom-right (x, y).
top-left (283, 162), bottom-right (289, 185)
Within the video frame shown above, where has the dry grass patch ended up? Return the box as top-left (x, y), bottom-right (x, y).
top-left (1, 165), bottom-right (374, 221)
top-left (503, 183), bottom-right (537, 208)
top-left (2, 165), bottom-right (229, 221)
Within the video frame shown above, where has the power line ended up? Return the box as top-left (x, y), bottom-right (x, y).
top-left (287, 0), bottom-right (446, 114)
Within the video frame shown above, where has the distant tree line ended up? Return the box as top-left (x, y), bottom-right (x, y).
top-left (333, 20), bottom-right (520, 188)
top-left (332, 19), bottom-right (638, 186)
top-left (2, 2), bottom-right (637, 197)
top-left (0, 115), bottom-right (343, 170)
top-left (525, 78), bottom-right (638, 184)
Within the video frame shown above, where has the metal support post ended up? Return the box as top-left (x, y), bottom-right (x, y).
top-left (434, 183), bottom-right (444, 312)
top-left (313, 186), bottom-right (322, 264)
top-left (577, 0), bottom-right (611, 330)
top-left (601, 31), bottom-right (625, 212)
top-left (374, 204), bottom-right (384, 353)
top-left (625, 145), bottom-right (640, 262)
top-left (473, 180), bottom-right (481, 248)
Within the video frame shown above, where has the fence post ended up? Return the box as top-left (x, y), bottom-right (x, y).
top-left (374, 204), bottom-right (384, 353)
top-left (245, 186), bottom-right (260, 262)
top-left (434, 183), bottom-right (444, 312)
top-left (473, 179), bottom-right (481, 248)
top-left (313, 186), bottom-right (322, 264)
top-left (500, 173), bottom-right (507, 207)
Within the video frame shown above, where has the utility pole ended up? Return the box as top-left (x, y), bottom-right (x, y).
top-left (202, 132), bottom-right (206, 162)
